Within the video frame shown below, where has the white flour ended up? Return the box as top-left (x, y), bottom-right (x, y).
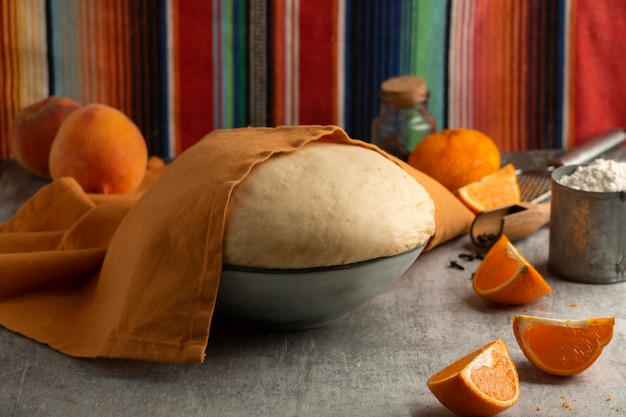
top-left (558, 158), bottom-right (626, 192)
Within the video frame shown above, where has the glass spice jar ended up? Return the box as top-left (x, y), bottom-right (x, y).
top-left (371, 75), bottom-right (436, 161)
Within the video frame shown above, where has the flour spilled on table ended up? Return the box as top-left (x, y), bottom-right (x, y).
top-left (558, 158), bottom-right (626, 192)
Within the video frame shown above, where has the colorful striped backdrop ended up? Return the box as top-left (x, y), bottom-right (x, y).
top-left (1, 0), bottom-right (625, 159)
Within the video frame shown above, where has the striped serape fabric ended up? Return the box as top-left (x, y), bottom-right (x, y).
top-left (1, 0), bottom-right (625, 159)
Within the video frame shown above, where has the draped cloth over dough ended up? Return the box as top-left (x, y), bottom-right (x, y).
top-left (0, 126), bottom-right (474, 363)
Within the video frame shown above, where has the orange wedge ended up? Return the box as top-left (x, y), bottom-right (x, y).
top-left (457, 163), bottom-right (521, 213)
top-left (472, 235), bottom-right (551, 305)
top-left (427, 338), bottom-right (520, 416)
top-left (512, 315), bottom-right (615, 376)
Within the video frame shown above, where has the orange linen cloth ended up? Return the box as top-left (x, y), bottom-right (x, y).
top-left (0, 126), bottom-right (474, 363)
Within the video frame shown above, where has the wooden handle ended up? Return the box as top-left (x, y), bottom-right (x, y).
top-left (501, 202), bottom-right (551, 242)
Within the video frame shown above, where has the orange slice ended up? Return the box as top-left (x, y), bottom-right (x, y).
top-left (427, 338), bottom-right (520, 416)
top-left (472, 235), bottom-right (551, 305)
top-left (457, 163), bottom-right (521, 213)
top-left (512, 315), bottom-right (615, 376)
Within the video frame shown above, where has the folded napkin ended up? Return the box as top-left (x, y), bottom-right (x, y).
top-left (0, 126), bottom-right (474, 363)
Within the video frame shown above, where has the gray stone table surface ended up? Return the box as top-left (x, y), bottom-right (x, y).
top-left (0, 148), bottom-right (625, 417)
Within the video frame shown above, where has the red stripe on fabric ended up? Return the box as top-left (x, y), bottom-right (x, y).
top-left (511, 1), bottom-right (522, 150)
top-left (118, 0), bottom-right (128, 115)
top-left (487, 2), bottom-right (504, 145)
top-left (473, 1), bottom-right (485, 133)
top-left (3, 1), bottom-right (20, 156)
top-left (566, 0), bottom-right (577, 148)
top-left (116, 0), bottom-right (126, 111)
top-left (518, 1), bottom-right (528, 150)
top-left (102, 0), bottom-right (113, 105)
top-left (573, 0), bottom-right (626, 145)
top-left (536, 2), bottom-right (546, 149)
top-left (0, 1), bottom-right (12, 156)
top-left (474, 0), bottom-right (524, 151)
top-left (526, 2), bottom-right (540, 149)
top-left (176, 1), bottom-right (214, 150)
top-left (171, 0), bottom-right (183, 155)
top-left (457, 2), bottom-right (471, 126)
top-left (329, 0), bottom-right (339, 125)
top-left (288, 1), bottom-right (297, 124)
top-left (138, 0), bottom-right (149, 131)
top-left (129, 0), bottom-right (139, 118)
top-left (473, 1), bottom-right (492, 136)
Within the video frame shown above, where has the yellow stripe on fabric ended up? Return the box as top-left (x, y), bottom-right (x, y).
top-left (330, 0), bottom-right (340, 126)
top-left (463, 0), bottom-right (475, 128)
top-left (8, 1), bottom-right (21, 109)
top-left (0, 1), bottom-right (16, 156)
top-left (449, 0), bottom-right (474, 128)
top-left (79, 0), bottom-right (89, 104)
top-left (19, 0), bottom-right (30, 106)
top-left (335, 0), bottom-right (346, 127)
top-left (18, 0), bottom-right (48, 105)
top-left (101, 0), bottom-right (113, 106)
top-left (564, 0), bottom-right (576, 149)
top-left (272, 0), bottom-right (300, 126)
top-left (293, 0), bottom-right (300, 125)
top-left (168, 0), bottom-right (181, 156)
top-left (284, 0), bottom-right (297, 125)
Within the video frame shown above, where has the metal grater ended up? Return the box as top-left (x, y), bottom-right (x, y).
top-left (517, 169), bottom-right (553, 203)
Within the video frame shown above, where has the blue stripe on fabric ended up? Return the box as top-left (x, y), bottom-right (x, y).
top-left (388, 0), bottom-right (401, 77)
top-left (45, 0), bottom-right (55, 94)
top-left (48, 0), bottom-right (62, 96)
top-left (344, 0), bottom-right (404, 142)
top-left (233, 0), bottom-right (247, 128)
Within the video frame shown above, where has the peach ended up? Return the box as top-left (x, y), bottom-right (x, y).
top-left (8, 96), bottom-right (82, 178)
top-left (49, 103), bottom-right (148, 194)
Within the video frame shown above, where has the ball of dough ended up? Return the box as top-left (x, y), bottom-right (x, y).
top-left (223, 141), bottom-right (435, 269)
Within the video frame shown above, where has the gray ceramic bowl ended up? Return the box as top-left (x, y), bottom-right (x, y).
top-left (215, 243), bottom-right (426, 330)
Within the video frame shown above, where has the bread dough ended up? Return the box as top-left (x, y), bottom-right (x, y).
top-left (223, 141), bottom-right (435, 269)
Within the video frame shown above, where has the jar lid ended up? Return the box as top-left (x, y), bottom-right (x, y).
top-left (379, 75), bottom-right (428, 108)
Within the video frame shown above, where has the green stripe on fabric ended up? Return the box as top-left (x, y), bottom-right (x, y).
top-left (403, 0), bottom-right (447, 131)
top-left (222, 0), bottom-right (233, 128)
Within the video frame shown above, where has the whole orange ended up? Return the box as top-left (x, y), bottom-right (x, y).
top-left (49, 103), bottom-right (148, 194)
top-left (407, 129), bottom-right (501, 191)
